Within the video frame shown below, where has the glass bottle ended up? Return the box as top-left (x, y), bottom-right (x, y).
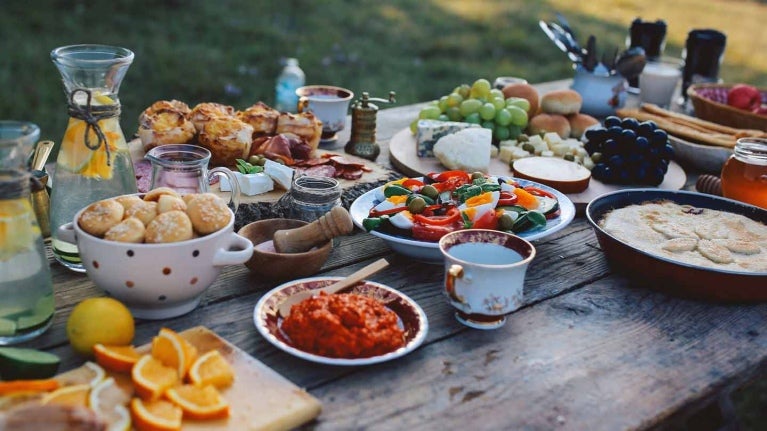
top-left (0, 170), bottom-right (55, 344)
top-left (274, 58), bottom-right (305, 112)
top-left (720, 138), bottom-right (767, 209)
top-left (49, 45), bottom-right (137, 272)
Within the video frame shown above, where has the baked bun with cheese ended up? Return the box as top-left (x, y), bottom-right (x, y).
top-left (198, 117), bottom-right (254, 167)
top-left (527, 113), bottom-right (571, 139)
top-left (237, 102), bottom-right (280, 136)
top-left (189, 102), bottom-right (236, 132)
top-left (138, 109), bottom-right (196, 152)
top-left (541, 90), bottom-right (582, 115)
top-left (568, 113), bottom-right (599, 139)
top-left (275, 112), bottom-right (322, 154)
top-left (502, 83), bottom-right (540, 115)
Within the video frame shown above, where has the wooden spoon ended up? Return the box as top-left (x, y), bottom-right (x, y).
top-left (278, 258), bottom-right (389, 318)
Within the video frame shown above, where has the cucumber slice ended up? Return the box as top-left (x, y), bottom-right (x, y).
top-left (0, 318), bottom-right (17, 336)
top-left (512, 211), bottom-right (547, 233)
top-left (0, 347), bottom-right (61, 380)
top-left (537, 196), bottom-right (559, 215)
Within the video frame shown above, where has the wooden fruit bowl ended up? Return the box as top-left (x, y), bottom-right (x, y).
top-left (687, 83), bottom-right (767, 131)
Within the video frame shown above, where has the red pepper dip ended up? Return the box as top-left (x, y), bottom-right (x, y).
top-left (281, 291), bottom-right (405, 358)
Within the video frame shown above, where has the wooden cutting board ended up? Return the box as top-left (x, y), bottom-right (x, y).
top-left (388, 127), bottom-right (687, 210)
top-left (129, 140), bottom-right (394, 204)
top-left (56, 326), bottom-right (322, 431)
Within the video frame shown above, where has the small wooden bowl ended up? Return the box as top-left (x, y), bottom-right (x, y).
top-left (239, 219), bottom-right (332, 281)
top-left (687, 83), bottom-right (767, 131)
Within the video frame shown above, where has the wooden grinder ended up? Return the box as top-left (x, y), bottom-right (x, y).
top-left (272, 206), bottom-right (354, 254)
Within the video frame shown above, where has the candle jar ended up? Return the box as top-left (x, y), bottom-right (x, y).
top-left (282, 176), bottom-right (342, 223)
top-left (720, 138), bottom-right (767, 209)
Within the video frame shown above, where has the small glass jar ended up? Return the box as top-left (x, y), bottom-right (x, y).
top-left (283, 176), bottom-right (342, 222)
top-left (720, 138), bottom-right (767, 209)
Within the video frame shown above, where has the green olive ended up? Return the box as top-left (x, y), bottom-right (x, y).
top-left (407, 196), bottom-right (427, 214)
top-left (248, 155), bottom-right (261, 165)
top-left (471, 171), bottom-right (485, 180)
top-left (591, 152), bottom-right (603, 163)
top-left (517, 134), bottom-right (529, 142)
top-left (274, 158), bottom-right (286, 165)
top-left (563, 154), bottom-right (575, 162)
top-left (499, 213), bottom-right (516, 231)
top-left (522, 143), bottom-right (535, 153)
top-left (254, 156), bottom-right (267, 166)
top-left (420, 184), bottom-right (439, 200)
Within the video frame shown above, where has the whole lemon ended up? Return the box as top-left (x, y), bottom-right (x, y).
top-left (66, 298), bottom-right (135, 356)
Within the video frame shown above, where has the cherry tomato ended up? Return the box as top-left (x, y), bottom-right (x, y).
top-left (401, 178), bottom-right (425, 190)
top-left (471, 209), bottom-right (499, 230)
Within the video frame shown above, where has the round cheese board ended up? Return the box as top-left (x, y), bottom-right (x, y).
top-left (388, 127), bottom-right (687, 211)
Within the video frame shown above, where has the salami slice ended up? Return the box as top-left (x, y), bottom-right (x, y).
top-left (300, 165), bottom-right (337, 178)
top-left (340, 168), bottom-right (364, 180)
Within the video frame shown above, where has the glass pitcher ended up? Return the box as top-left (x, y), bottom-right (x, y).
top-left (49, 45), bottom-right (136, 272)
top-left (0, 169), bottom-right (55, 344)
top-left (145, 144), bottom-right (240, 212)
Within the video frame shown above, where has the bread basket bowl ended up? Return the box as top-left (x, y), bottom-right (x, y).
top-left (687, 83), bottom-right (767, 131)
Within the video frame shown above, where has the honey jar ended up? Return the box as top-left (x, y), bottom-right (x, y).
top-left (720, 138), bottom-right (767, 209)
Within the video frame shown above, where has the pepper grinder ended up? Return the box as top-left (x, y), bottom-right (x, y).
top-left (345, 91), bottom-right (396, 161)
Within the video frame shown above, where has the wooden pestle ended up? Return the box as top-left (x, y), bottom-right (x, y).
top-left (272, 206), bottom-right (354, 253)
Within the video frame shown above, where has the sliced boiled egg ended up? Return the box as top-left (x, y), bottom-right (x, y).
top-left (373, 194), bottom-right (409, 212)
top-left (458, 191), bottom-right (499, 222)
top-left (389, 210), bottom-right (414, 230)
top-left (500, 181), bottom-right (516, 193)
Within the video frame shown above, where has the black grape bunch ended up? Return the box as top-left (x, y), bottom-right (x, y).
top-left (583, 116), bottom-right (674, 186)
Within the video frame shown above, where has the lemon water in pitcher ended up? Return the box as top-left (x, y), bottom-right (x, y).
top-left (49, 45), bottom-right (137, 272)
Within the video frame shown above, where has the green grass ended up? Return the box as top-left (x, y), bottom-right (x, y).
top-left (2, 0), bottom-right (766, 148)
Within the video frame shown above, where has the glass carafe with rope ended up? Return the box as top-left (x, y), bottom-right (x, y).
top-left (49, 45), bottom-right (137, 272)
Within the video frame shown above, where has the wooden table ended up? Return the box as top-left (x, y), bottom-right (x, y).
top-left (24, 80), bottom-right (767, 430)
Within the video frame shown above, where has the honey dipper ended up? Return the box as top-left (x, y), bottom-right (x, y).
top-left (272, 206), bottom-right (354, 253)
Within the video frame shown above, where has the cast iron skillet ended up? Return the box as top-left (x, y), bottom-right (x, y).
top-left (586, 189), bottom-right (767, 302)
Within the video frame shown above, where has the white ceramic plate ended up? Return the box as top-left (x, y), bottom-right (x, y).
top-left (254, 277), bottom-right (428, 366)
top-left (349, 177), bottom-right (576, 263)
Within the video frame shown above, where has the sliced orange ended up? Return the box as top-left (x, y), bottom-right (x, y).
top-left (40, 383), bottom-right (90, 406)
top-left (131, 355), bottom-right (179, 400)
top-left (94, 344), bottom-right (140, 373)
top-left (151, 328), bottom-right (197, 379)
top-left (188, 350), bottom-right (234, 389)
top-left (164, 384), bottom-right (230, 420)
top-left (130, 397), bottom-right (182, 431)
top-left (89, 377), bottom-right (132, 431)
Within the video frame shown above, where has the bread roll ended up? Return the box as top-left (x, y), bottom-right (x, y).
top-left (541, 90), bottom-right (582, 115)
top-left (78, 199), bottom-right (125, 237)
top-left (198, 117), bottom-right (254, 167)
top-left (104, 217), bottom-right (146, 243)
top-left (189, 102), bottom-right (235, 132)
top-left (527, 114), bottom-right (571, 139)
top-left (145, 210), bottom-right (194, 243)
top-left (186, 194), bottom-right (231, 235)
top-left (237, 102), bottom-right (279, 136)
top-left (568, 113), bottom-right (600, 139)
top-left (502, 83), bottom-right (540, 115)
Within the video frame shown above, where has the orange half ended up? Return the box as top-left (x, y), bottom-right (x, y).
top-left (164, 384), bottom-right (230, 420)
top-left (130, 397), bottom-right (182, 431)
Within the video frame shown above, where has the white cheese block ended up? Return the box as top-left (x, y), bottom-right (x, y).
top-left (220, 172), bottom-right (275, 196)
top-left (415, 119), bottom-right (481, 157)
top-left (264, 159), bottom-right (295, 190)
top-left (433, 128), bottom-right (492, 173)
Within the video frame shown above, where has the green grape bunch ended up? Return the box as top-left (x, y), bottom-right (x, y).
top-left (411, 78), bottom-right (531, 142)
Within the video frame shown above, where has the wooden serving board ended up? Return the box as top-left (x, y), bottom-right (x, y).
top-left (388, 128), bottom-right (687, 210)
top-left (57, 326), bottom-right (322, 431)
top-left (129, 140), bottom-right (394, 204)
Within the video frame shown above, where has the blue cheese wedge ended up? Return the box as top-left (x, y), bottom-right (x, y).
top-left (416, 119), bottom-right (481, 157)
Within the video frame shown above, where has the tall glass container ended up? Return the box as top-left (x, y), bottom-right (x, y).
top-left (0, 170), bottom-right (55, 344)
top-left (49, 45), bottom-right (136, 272)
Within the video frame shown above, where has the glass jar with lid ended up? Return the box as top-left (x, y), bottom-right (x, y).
top-left (720, 138), bottom-right (767, 209)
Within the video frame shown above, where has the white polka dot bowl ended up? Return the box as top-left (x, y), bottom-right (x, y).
top-left (56, 194), bottom-right (254, 320)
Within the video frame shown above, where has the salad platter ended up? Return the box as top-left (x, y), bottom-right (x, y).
top-left (389, 127), bottom-right (686, 210)
top-left (350, 171), bottom-right (575, 262)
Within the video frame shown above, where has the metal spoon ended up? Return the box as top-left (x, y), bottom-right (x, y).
top-left (615, 46), bottom-right (647, 80)
top-left (277, 258), bottom-right (389, 318)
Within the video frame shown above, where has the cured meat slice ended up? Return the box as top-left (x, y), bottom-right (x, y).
top-left (299, 165), bottom-right (337, 178)
top-left (339, 169), bottom-right (364, 180)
